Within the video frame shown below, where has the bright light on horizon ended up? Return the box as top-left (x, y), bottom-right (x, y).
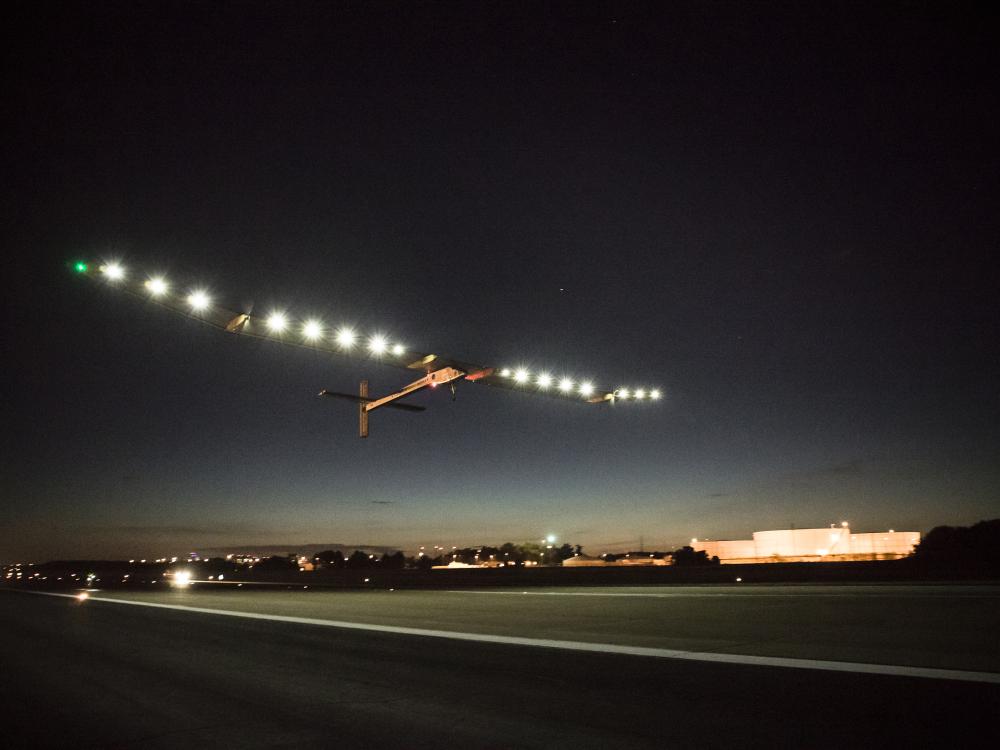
top-left (514, 368), bottom-right (529, 383)
top-left (145, 277), bottom-right (168, 296)
top-left (579, 382), bottom-right (594, 397)
top-left (369, 334), bottom-right (388, 354)
top-left (558, 378), bottom-right (573, 393)
top-left (172, 570), bottom-right (192, 587)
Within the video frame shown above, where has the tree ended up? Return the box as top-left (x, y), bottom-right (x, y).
top-left (347, 550), bottom-right (372, 569)
top-left (914, 519), bottom-right (1000, 570)
top-left (381, 551), bottom-right (405, 569)
top-left (553, 543), bottom-right (576, 563)
top-left (671, 546), bottom-right (720, 566)
top-left (314, 550), bottom-right (345, 569)
top-left (254, 555), bottom-right (298, 571)
top-left (413, 554), bottom-right (435, 570)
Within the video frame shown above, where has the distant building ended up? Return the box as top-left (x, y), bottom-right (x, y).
top-left (612, 555), bottom-right (670, 566)
top-left (229, 554), bottom-right (262, 565)
top-left (564, 553), bottom-right (670, 567)
top-left (692, 525), bottom-right (919, 563)
top-left (562, 555), bottom-right (606, 567)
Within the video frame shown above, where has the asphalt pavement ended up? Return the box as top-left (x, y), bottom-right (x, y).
top-left (2, 587), bottom-right (998, 749)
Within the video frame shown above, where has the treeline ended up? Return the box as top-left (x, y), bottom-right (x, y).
top-left (309, 542), bottom-right (721, 569)
top-left (310, 542), bottom-right (582, 570)
top-left (913, 519), bottom-right (1000, 571)
top-left (309, 550), bottom-right (407, 570)
top-left (600, 546), bottom-right (720, 566)
top-left (413, 542), bottom-right (581, 569)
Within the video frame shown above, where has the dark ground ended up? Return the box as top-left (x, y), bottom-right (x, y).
top-left (12, 557), bottom-right (1000, 593)
top-left (2, 589), bottom-right (998, 749)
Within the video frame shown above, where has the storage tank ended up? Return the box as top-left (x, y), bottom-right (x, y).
top-left (849, 531), bottom-right (920, 556)
top-left (695, 539), bottom-right (756, 560)
top-left (753, 527), bottom-right (851, 558)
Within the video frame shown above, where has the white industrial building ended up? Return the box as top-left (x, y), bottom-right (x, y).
top-left (692, 524), bottom-right (919, 563)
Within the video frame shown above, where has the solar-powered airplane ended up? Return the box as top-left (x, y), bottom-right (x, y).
top-left (72, 260), bottom-right (661, 437)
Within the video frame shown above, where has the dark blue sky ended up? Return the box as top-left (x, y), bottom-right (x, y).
top-left (3, 1), bottom-right (998, 562)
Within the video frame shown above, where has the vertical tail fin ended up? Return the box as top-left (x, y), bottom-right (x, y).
top-left (359, 380), bottom-right (369, 438)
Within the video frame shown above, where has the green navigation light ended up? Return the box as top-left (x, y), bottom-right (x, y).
top-left (74, 261), bottom-right (88, 273)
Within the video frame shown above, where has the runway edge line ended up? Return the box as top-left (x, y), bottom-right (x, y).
top-left (12, 589), bottom-right (1000, 685)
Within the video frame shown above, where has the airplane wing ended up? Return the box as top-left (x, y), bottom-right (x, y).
top-left (72, 261), bottom-right (662, 406)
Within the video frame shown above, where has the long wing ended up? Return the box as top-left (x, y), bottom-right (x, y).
top-left (71, 261), bottom-right (662, 404)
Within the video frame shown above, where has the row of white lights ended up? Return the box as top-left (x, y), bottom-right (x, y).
top-left (99, 263), bottom-right (406, 355)
top-left (496, 367), bottom-right (660, 400)
top-left (98, 263), bottom-right (660, 398)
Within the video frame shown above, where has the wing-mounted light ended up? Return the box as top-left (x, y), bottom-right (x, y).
top-left (72, 259), bottom-right (664, 435)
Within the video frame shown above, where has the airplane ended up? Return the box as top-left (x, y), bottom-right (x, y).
top-left (72, 260), bottom-right (662, 437)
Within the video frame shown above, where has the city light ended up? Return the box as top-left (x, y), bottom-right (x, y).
top-left (514, 368), bottom-right (529, 383)
top-left (266, 312), bottom-right (288, 332)
top-left (618, 388), bottom-right (630, 399)
top-left (302, 320), bottom-right (323, 340)
top-left (537, 373), bottom-right (552, 389)
top-left (187, 291), bottom-right (210, 311)
top-left (634, 388), bottom-right (646, 400)
top-left (499, 368), bottom-right (511, 377)
top-left (145, 277), bottom-right (168, 296)
top-left (579, 382), bottom-right (594, 397)
top-left (650, 389), bottom-right (661, 400)
top-left (558, 378), bottom-right (574, 393)
top-left (368, 334), bottom-right (388, 354)
top-left (172, 570), bottom-right (192, 587)
top-left (391, 343), bottom-right (405, 356)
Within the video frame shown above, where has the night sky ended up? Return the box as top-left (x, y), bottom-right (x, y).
top-left (3, 1), bottom-right (998, 563)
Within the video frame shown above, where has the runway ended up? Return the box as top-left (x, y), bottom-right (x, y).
top-left (3, 585), bottom-right (998, 748)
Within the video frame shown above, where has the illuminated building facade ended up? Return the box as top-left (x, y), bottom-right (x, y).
top-left (692, 525), bottom-right (920, 563)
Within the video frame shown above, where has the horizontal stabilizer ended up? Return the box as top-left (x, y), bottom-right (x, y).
top-left (318, 390), bottom-right (425, 412)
